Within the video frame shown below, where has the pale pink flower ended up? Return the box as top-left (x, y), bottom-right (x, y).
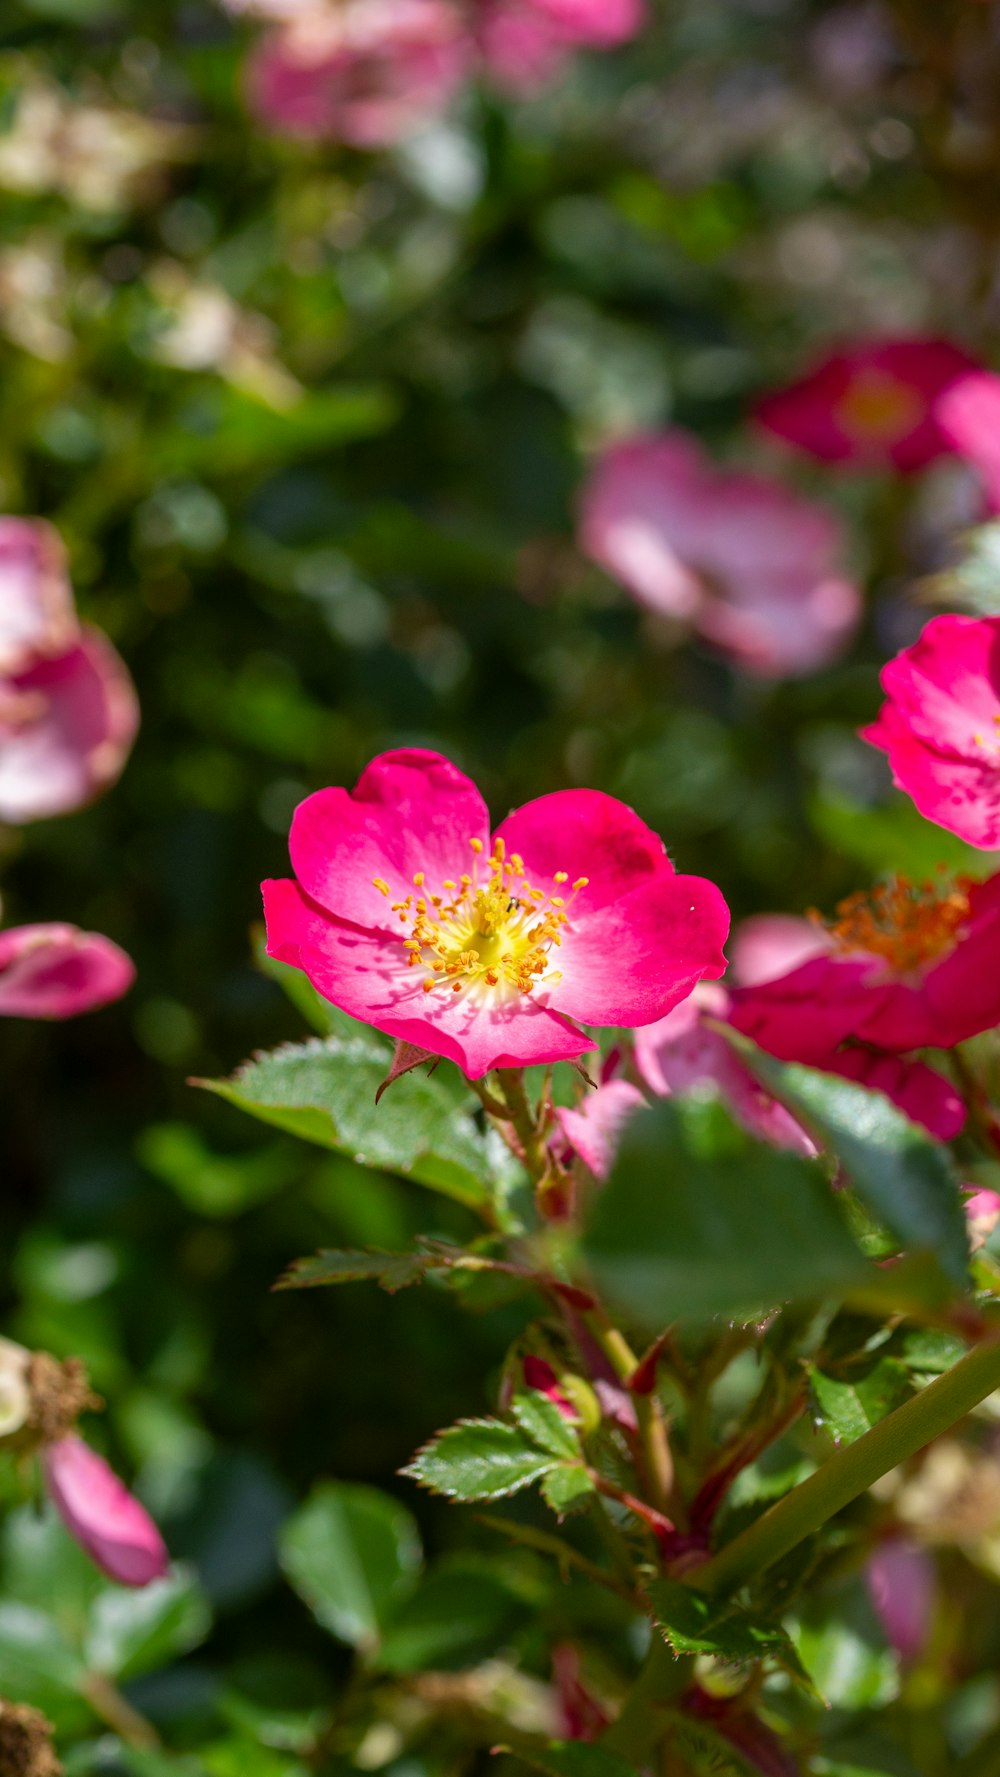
top-left (935, 371), bottom-right (1000, 511)
top-left (866, 1538), bottom-right (935, 1663)
top-left (728, 913), bottom-right (831, 987)
top-left (554, 1078), bottom-right (645, 1180)
top-left (578, 430), bottom-right (860, 678)
top-left (0, 519), bottom-right (77, 677)
top-left (0, 628), bottom-right (139, 824)
top-left (756, 337), bottom-right (976, 471)
top-left (0, 923), bottom-right (134, 1019)
top-left (477, 0), bottom-right (643, 91)
top-left (635, 984), bottom-right (817, 1156)
top-left (862, 613), bottom-right (1000, 850)
top-left (246, 0), bottom-right (469, 146)
top-left (44, 1435), bottom-right (169, 1588)
top-left (965, 1186), bottom-right (1000, 1250)
top-left (263, 748), bottom-right (729, 1079)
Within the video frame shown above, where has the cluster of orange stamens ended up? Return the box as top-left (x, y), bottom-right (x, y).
top-left (818, 871), bottom-right (973, 974)
top-left (373, 837), bottom-right (588, 999)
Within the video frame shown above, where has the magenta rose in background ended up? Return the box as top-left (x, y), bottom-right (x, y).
top-left (44, 1435), bottom-right (169, 1588)
top-left (726, 872), bottom-right (1000, 1139)
top-left (578, 430), bottom-right (860, 678)
top-left (756, 336), bottom-right (976, 471)
top-left (246, 0), bottom-right (469, 146)
top-left (0, 923), bottom-right (135, 1019)
top-left (863, 613), bottom-right (1000, 850)
top-left (866, 1538), bottom-right (935, 1664)
top-left (263, 748), bottom-right (730, 1078)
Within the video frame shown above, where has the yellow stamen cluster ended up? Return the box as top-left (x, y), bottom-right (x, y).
top-left (835, 369), bottom-right (924, 445)
top-left (819, 872), bottom-right (973, 974)
top-left (373, 837), bottom-right (589, 1000)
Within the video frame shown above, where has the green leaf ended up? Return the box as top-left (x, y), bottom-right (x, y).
top-left (582, 1098), bottom-right (868, 1328)
top-left (375, 1556), bottom-right (531, 1672)
top-left (276, 1248), bottom-right (437, 1293)
top-left (645, 1578), bottom-right (815, 1692)
top-left (0, 1604), bottom-right (86, 1720)
top-left (278, 1482), bottom-right (421, 1653)
top-left (402, 1418), bottom-right (559, 1501)
top-left (196, 1034), bottom-right (517, 1210)
top-left (157, 384), bottom-right (398, 477)
top-left (727, 1036), bottom-right (969, 1287)
top-left (511, 1390), bottom-right (581, 1460)
top-left (809, 1358), bottom-right (912, 1448)
top-left (137, 1122), bottom-right (294, 1219)
top-left (503, 1743), bottom-right (635, 1777)
top-left (541, 1465), bottom-right (596, 1516)
top-left (84, 1567), bottom-right (211, 1681)
top-left (808, 792), bottom-right (995, 882)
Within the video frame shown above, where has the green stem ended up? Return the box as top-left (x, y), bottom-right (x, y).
top-left (583, 1306), bottom-right (678, 1521)
top-left (694, 1334), bottom-right (1000, 1599)
top-left (600, 1639), bottom-right (693, 1760)
top-left (83, 1674), bottom-right (160, 1749)
top-left (494, 1068), bottom-right (552, 1181)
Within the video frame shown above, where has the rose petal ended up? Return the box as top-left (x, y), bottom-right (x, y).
top-left (0, 924), bottom-right (135, 1020)
top-left (0, 628), bottom-right (139, 824)
top-left (289, 748), bottom-right (490, 934)
top-left (44, 1435), bottom-right (169, 1588)
top-left (0, 518), bottom-right (78, 676)
top-left (263, 877), bottom-right (595, 1077)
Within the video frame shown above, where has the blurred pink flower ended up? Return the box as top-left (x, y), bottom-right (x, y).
top-left (44, 1435), bottom-right (169, 1588)
top-left (726, 871), bottom-right (1000, 1140)
top-left (965, 1185), bottom-right (1000, 1249)
top-left (866, 1538), bottom-right (935, 1662)
top-left (728, 912), bottom-right (831, 987)
top-left (478, 0), bottom-right (641, 87)
top-left (554, 1078), bottom-right (645, 1179)
top-left (862, 613), bottom-right (1000, 850)
top-left (578, 430), bottom-right (860, 678)
top-left (263, 748), bottom-right (729, 1078)
top-left (246, 0), bottom-right (469, 146)
top-left (0, 923), bottom-right (134, 1019)
top-left (935, 371), bottom-right (1000, 511)
top-left (635, 984), bottom-right (817, 1156)
top-left (756, 337), bottom-right (976, 471)
top-left (0, 519), bottom-right (77, 677)
top-left (0, 628), bottom-right (139, 824)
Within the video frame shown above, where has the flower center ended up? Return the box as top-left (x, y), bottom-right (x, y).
top-left (821, 873), bottom-right (973, 974)
top-left (373, 837), bottom-right (588, 998)
top-left (835, 369), bottom-right (924, 445)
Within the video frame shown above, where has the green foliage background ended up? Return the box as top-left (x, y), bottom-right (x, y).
top-left (3, 0), bottom-right (1000, 1771)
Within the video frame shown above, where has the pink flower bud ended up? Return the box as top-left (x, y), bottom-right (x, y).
top-left (43, 1435), bottom-right (169, 1588)
top-left (0, 925), bottom-right (134, 1020)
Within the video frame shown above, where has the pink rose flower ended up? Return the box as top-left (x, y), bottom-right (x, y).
top-left (477, 4), bottom-right (572, 90)
top-left (578, 430), bottom-right (860, 679)
top-left (755, 337), bottom-right (976, 471)
top-left (935, 371), bottom-right (1000, 511)
top-left (862, 613), bottom-right (1000, 850)
top-left (727, 872), bottom-right (1000, 1140)
top-left (246, 0), bottom-right (469, 146)
top-left (635, 984), bottom-right (817, 1157)
top-left (0, 923), bottom-right (134, 1019)
top-left (44, 1435), bottom-right (169, 1588)
top-left (0, 628), bottom-right (139, 824)
top-left (0, 519), bottom-right (78, 677)
top-left (553, 1077), bottom-right (645, 1180)
top-left (263, 748), bottom-right (730, 1079)
top-left (866, 1537), bottom-right (935, 1663)
top-left (965, 1185), bottom-right (1000, 1249)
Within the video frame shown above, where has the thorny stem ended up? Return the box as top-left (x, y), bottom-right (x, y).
top-left (493, 1068), bottom-right (556, 1183)
top-left (583, 1304), bottom-right (679, 1524)
top-left (694, 1330), bottom-right (1000, 1597)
